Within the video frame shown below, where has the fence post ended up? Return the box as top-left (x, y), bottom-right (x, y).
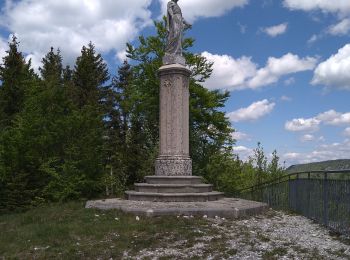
top-left (296, 173), bottom-right (300, 212)
top-left (307, 172), bottom-right (311, 218)
top-left (288, 175), bottom-right (291, 210)
top-left (323, 172), bottom-right (329, 227)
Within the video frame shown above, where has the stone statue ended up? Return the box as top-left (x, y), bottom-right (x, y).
top-left (163, 0), bottom-right (191, 65)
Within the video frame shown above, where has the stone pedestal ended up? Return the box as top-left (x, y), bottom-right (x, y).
top-left (155, 64), bottom-right (192, 176)
top-left (123, 63), bottom-right (225, 202)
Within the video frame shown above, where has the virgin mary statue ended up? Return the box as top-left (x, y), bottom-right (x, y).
top-left (164, 0), bottom-right (190, 65)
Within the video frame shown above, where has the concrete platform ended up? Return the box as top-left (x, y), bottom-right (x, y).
top-left (85, 198), bottom-right (268, 218)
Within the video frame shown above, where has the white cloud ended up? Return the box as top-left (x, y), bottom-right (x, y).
top-left (0, 37), bottom-right (7, 61)
top-left (317, 110), bottom-right (350, 126)
top-left (262, 23), bottom-right (288, 37)
top-left (307, 34), bottom-right (321, 45)
top-left (300, 134), bottom-right (315, 142)
top-left (285, 118), bottom-right (320, 132)
top-left (1, 0), bottom-right (153, 70)
top-left (116, 50), bottom-right (128, 63)
top-left (285, 109), bottom-right (350, 133)
top-left (202, 51), bottom-right (257, 91)
top-left (228, 99), bottom-right (275, 122)
top-left (283, 0), bottom-right (350, 16)
top-left (284, 77), bottom-right (295, 86)
top-left (283, 152), bottom-right (302, 160)
top-left (283, 139), bottom-right (350, 165)
top-left (344, 128), bottom-right (350, 137)
top-left (238, 22), bottom-right (247, 34)
top-left (281, 95), bottom-right (292, 102)
top-left (312, 44), bottom-right (350, 90)
top-left (202, 52), bottom-right (317, 91)
top-left (232, 146), bottom-right (254, 161)
top-left (247, 53), bottom-right (317, 88)
top-left (25, 52), bottom-right (42, 74)
top-left (328, 18), bottom-right (350, 35)
top-left (158, 0), bottom-right (248, 23)
top-left (231, 131), bottom-right (250, 141)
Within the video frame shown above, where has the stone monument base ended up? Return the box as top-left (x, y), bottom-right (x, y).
top-left (85, 198), bottom-right (268, 218)
top-left (125, 175), bottom-right (223, 202)
top-left (155, 157), bottom-right (192, 176)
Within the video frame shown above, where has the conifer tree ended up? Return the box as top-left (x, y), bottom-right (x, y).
top-left (39, 47), bottom-right (63, 83)
top-left (0, 35), bottom-right (36, 128)
top-left (61, 42), bottom-right (110, 197)
top-left (73, 42), bottom-right (109, 108)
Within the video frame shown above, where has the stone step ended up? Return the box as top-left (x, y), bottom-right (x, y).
top-left (125, 191), bottom-right (224, 202)
top-left (134, 183), bottom-right (213, 193)
top-left (144, 176), bottom-right (203, 185)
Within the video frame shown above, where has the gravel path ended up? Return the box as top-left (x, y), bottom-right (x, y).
top-left (130, 210), bottom-right (350, 260)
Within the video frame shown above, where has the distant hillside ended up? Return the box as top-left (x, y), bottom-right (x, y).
top-left (286, 159), bottom-right (350, 173)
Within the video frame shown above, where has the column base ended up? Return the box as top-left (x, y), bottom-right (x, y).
top-left (155, 157), bottom-right (192, 176)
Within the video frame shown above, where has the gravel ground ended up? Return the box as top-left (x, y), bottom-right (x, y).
top-left (127, 210), bottom-right (350, 260)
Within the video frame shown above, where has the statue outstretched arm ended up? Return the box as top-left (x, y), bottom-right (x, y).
top-left (183, 19), bottom-right (192, 30)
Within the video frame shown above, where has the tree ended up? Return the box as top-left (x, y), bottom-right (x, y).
top-left (0, 35), bottom-right (36, 128)
top-left (39, 47), bottom-right (63, 83)
top-left (267, 150), bottom-right (285, 180)
top-left (251, 142), bottom-right (267, 186)
top-left (0, 47), bottom-right (67, 211)
top-left (73, 42), bottom-right (109, 108)
top-left (126, 19), bottom-right (234, 181)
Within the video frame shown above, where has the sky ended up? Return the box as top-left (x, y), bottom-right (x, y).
top-left (0, 0), bottom-right (350, 166)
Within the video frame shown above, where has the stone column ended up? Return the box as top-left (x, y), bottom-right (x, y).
top-left (155, 63), bottom-right (192, 176)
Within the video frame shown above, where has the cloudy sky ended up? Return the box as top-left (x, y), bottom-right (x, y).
top-left (1, 0), bottom-right (350, 166)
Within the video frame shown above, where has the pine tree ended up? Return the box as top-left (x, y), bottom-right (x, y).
top-left (73, 42), bottom-right (109, 108)
top-left (59, 42), bottom-right (110, 198)
top-left (0, 35), bottom-right (36, 128)
top-left (0, 47), bottom-right (71, 211)
top-left (39, 47), bottom-right (63, 83)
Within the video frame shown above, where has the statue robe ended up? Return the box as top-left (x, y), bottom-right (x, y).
top-left (166, 1), bottom-right (184, 56)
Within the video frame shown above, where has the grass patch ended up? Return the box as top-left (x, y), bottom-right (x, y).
top-left (0, 202), bottom-right (212, 259)
top-left (262, 247), bottom-right (288, 260)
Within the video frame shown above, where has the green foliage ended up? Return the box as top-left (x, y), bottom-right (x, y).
top-left (73, 42), bottom-right (109, 108)
top-left (0, 35), bottom-right (36, 128)
top-left (0, 43), bottom-right (108, 212)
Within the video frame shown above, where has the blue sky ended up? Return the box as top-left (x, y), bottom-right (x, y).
top-left (1, 0), bottom-right (350, 166)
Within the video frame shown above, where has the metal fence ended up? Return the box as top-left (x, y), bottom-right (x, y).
top-left (237, 170), bottom-right (350, 236)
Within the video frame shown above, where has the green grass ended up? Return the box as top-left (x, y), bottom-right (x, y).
top-left (1, 203), bottom-right (347, 259)
top-left (0, 202), bottom-right (221, 259)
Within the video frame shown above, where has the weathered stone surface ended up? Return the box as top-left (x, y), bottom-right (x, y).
top-left (155, 157), bottom-right (192, 176)
top-left (85, 198), bottom-right (268, 218)
top-left (144, 176), bottom-right (203, 185)
top-left (126, 191), bottom-right (224, 202)
top-left (156, 63), bottom-right (192, 176)
top-left (162, 53), bottom-right (186, 66)
top-left (134, 183), bottom-right (213, 193)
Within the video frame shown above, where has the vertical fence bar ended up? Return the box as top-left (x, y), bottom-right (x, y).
top-left (288, 175), bottom-right (291, 210)
top-left (307, 172), bottom-right (311, 218)
top-left (323, 172), bottom-right (329, 227)
top-left (296, 173), bottom-right (300, 212)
